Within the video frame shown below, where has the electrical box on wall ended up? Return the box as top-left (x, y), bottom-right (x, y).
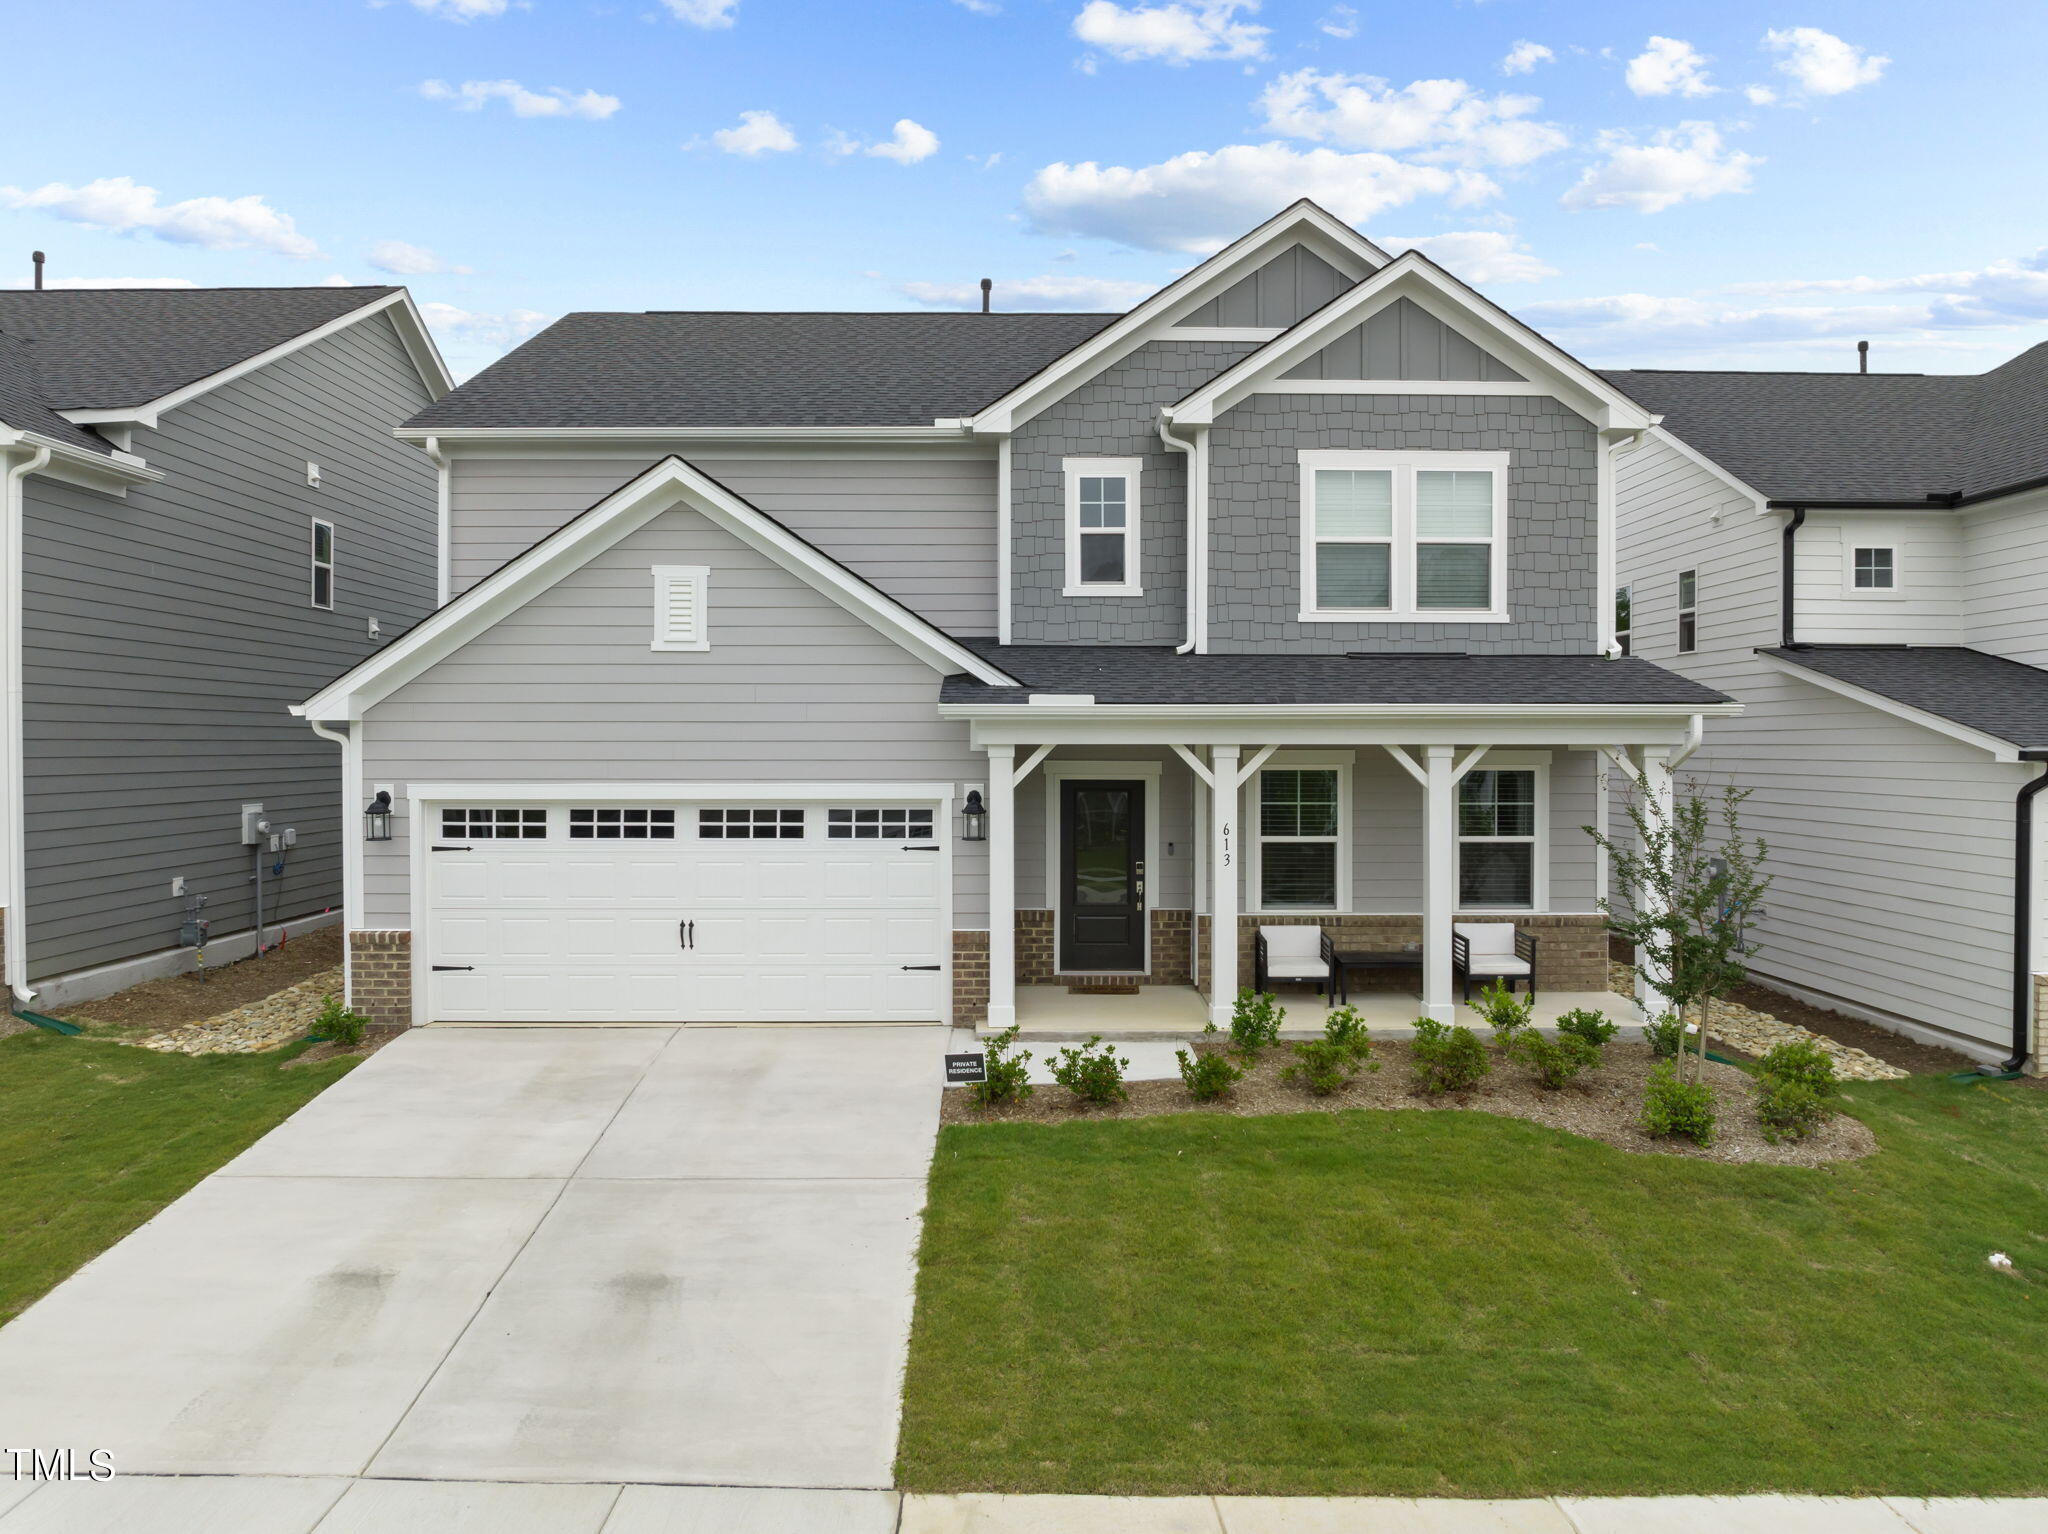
top-left (240, 803), bottom-right (267, 845)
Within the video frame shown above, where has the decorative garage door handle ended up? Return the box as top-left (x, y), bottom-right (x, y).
top-left (678, 920), bottom-right (696, 949)
top-left (432, 965), bottom-right (474, 972)
top-left (901, 964), bottom-right (941, 971)
top-left (901, 845), bottom-right (940, 851)
top-left (431, 845), bottom-right (474, 852)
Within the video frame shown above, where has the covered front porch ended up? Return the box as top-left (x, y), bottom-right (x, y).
top-left (1010, 980), bottom-right (1638, 1041)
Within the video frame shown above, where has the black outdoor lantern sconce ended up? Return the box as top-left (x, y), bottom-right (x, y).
top-left (364, 789), bottom-right (393, 843)
top-left (961, 789), bottom-right (987, 842)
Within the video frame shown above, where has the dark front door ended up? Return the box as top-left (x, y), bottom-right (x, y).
top-left (1060, 779), bottom-right (1145, 972)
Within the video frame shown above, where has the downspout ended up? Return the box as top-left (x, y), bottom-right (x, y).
top-left (307, 719), bottom-right (359, 1008)
top-left (1599, 429), bottom-right (1646, 659)
top-left (1668, 713), bottom-right (1705, 771)
top-left (2, 442), bottom-right (50, 1005)
top-left (1780, 507), bottom-right (1806, 648)
top-left (1158, 416), bottom-right (1203, 653)
top-left (422, 435), bottom-right (449, 607)
top-left (1999, 753), bottom-right (2048, 1076)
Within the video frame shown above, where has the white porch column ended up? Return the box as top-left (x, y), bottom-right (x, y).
top-left (985, 745), bottom-right (1017, 1032)
top-left (1635, 746), bottom-right (1675, 1022)
top-left (1208, 745), bottom-right (1241, 1027)
top-left (1422, 744), bottom-right (1458, 1022)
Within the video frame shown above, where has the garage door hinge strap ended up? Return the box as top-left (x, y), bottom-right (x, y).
top-left (431, 845), bottom-right (474, 852)
top-left (901, 964), bottom-right (942, 971)
top-left (432, 965), bottom-right (474, 971)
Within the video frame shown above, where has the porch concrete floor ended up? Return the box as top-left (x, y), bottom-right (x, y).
top-left (1006, 985), bottom-right (1640, 1042)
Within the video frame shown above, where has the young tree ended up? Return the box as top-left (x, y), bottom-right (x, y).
top-left (1587, 778), bottom-right (1772, 1085)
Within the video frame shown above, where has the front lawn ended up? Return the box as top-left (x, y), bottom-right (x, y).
top-left (0, 1030), bottom-right (358, 1325)
top-left (898, 1075), bottom-right (2048, 1498)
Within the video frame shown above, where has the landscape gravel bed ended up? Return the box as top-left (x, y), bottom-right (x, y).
top-left (129, 969), bottom-right (344, 1056)
top-left (1609, 961), bottom-right (1908, 1082)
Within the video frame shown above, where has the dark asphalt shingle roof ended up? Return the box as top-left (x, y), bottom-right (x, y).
top-left (1763, 645), bottom-right (2048, 749)
top-left (404, 311), bottom-right (1122, 430)
top-left (1602, 345), bottom-right (2048, 505)
top-left (0, 334), bottom-right (111, 454)
top-left (944, 641), bottom-right (1730, 707)
top-left (0, 287), bottom-right (398, 412)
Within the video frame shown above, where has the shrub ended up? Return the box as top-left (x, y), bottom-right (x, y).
top-left (1474, 979), bottom-right (1534, 1045)
top-left (1176, 1046), bottom-right (1246, 1103)
top-left (1052, 1035), bottom-right (1130, 1106)
top-left (1758, 1037), bottom-right (1838, 1097)
top-left (1757, 1077), bottom-right (1832, 1143)
top-left (1409, 1017), bottom-right (1490, 1095)
top-left (1321, 1004), bottom-right (1374, 1062)
top-left (1283, 1037), bottom-right (1380, 1097)
top-left (970, 1024), bottom-right (1033, 1109)
top-left (1641, 1060), bottom-right (1716, 1145)
top-left (1507, 1029), bottom-right (1601, 1090)
top-left (314, 994), bottom-right (369, 1048)
top-left (1643, 1012), bottom-right (1686, 1059)
top-left (1556, 1007), bottom-right (1619, 1048)
top-left (1227, 988), bottom-right (1285, 1056)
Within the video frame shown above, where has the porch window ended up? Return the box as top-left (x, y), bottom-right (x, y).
top-left (1300, 450), bottom-right (1507, 622)
top-left (1258, 768), bottom-right (1341, 909)
top-left (1063, 457), bottom-right (1142, 596)
top-left (1458, 769), bottom-right (1537, 908)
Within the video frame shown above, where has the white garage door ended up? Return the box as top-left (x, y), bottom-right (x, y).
top-left (424, 801), bottom-right (947, 1023)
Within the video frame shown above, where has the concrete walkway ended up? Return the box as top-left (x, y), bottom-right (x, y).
top-left (0, 1025), bottom-right (945, 1502)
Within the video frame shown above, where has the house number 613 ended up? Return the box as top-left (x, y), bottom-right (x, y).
top-left (1220, 820), bottom-right (1232, 867)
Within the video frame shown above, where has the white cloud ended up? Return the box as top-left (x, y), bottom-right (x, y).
top-left (899, 273), bottom-right (1159, 310)
top-left (661, 0), bottom-right (738, 25)
top-left (710, 110), bottom-right (799, 155)
top-left (1072, 1), bottom-right (1268, 64)
top-left (953, 0), bottom-right (1000, 12)
top-left (1561, 123), bottom-right (1758, 213)
top-left (1723, 250), bottom-right (2048, 324)
top-left (1378, 229), bottom-right (1557, 283)
top-left (1319, 5), bottom-right (1357, 40)
top-left (1500, 40), bottom-right (1554, 76)
top-left (1744, 84), bottom-right (1778, 105)
top-left (1024, 142), bottom-right (1497, 254)
top-left (2, 276), bottom-right (198, 290)
top-left (418, 301), bottom-right (551, 347)
top-left (1259, 70), bottom-right (1567, 169)
top-left (421, 78), bottom-right (620, 119)
top-left (366, 239), bottom-right (472, 276)
top-left (318, 275), bottom-right (356, 287)
top-left (406, 0), bottom-right (508, 18)
top-left (1763, 27), bottom-right (1888, 96)
top-left (1625, 36), bottom-right (1715, 97)
top-left (833, 119), bottom-right (941, 163)
top-left (1518, 291), bottom-right (1933, 353)
top-left (0, 176), bottom-right (321, 259)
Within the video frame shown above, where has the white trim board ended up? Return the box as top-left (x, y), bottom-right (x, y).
top-left (295, 455), bottom-right (1018, 720)
top-left (1758, 651), bottom-right (2032, 761)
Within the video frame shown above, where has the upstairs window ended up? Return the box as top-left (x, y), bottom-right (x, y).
top-left (1852, 546), bottom-right (1897, 591)
top-left (1064, 457), bottom-right (1142, 596)
top-left (1615, 585), bottom-right (1632, 656)
top-left (652, 565), bottom-right (709, 651)
top-left (310, 519), bottom-right (335, 610)
top-left (1676, 569), bottom-right (1697, 653)
top-left (1300, 451), bottom-right (1507, 622)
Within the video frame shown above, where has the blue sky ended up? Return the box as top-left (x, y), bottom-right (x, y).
top-left (6, 0), bottom-right (2047, 378)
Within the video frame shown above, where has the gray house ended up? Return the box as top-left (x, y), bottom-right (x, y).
top-left (0, 285), bottom-right (450, 1005)
top-left (1611, 348), bottom-right (2048, 1073)
top-left (298, 202), bottom-right (1728, 1034)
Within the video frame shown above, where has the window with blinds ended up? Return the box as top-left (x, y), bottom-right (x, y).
top-left (651, 565), bottom-right (710, 651)
top-left (1302, 452), bottom-right (1505, 621)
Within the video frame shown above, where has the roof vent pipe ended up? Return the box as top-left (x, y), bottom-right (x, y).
top-left (31, 252), bottom-right (43, 291)
top-left (980, 278), bottom-right (992, 314)
top-left (1857, 340), bottom-right (1869, 374)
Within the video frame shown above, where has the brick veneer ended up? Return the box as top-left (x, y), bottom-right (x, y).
top-left (1016, 909), bottom-right (1056, 984)
top-left (349, 930), bottom-right (412, 1028)
top-left (2033, 974), bottom-right (2048, 1077)
top-left (953, 930), bottom-right (989, 1027)
top-left (1013, 907), bottom-right (1193, 985)
top-left (1149, 908), bottom-right (1193, 984)
top-left (1235, 913), bottom-right (1610, 994)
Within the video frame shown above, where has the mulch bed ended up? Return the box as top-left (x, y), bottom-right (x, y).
top-left (943, 1038), bottom-right (1878, 1167)
top-left (51, 925), bottom-right (344, 1031)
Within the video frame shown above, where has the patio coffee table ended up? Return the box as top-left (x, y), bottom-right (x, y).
top-left (1329, 949), bottom-right (1422, 1005)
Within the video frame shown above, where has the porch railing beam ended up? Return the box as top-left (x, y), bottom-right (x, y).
top-left (1169, 742), bottom-right (1214, 789)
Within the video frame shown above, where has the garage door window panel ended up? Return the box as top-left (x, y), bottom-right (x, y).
top-left (570, 808), bottom-right (677, 840)
top-left (828, 808), bottom-right (935, 840)
top-left (441, 807), bottom-right (548, 840)
top-left (698, 808), bottom-right (806, 839)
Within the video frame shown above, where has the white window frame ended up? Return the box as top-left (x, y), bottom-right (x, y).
top-left (1062, 456), bottom-right (1143, 597)
top-left (1042, 759), bottom-right (1162, 976)
top-left (651, 564), bottom-right (710, 652)
top-left (1298, 449), bottom-right (1509, 623)
top-left (310, 518), bottom-right (335, 610)
top-left (1845, 544), bottom-right (1903, 599)
top-left (1456, 752), bottom-right (1549, 914)
top-left (1676, 568), bottom-right (1698, 654)
top-left (1247, 751), bottom-right (1353, 915)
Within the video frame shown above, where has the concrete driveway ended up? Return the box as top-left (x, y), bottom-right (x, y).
top-left (0, 1024), bottom-right (944, 1502)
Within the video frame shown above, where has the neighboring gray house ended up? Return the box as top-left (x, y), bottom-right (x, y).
top-left (0, 286), bottom-right (450, 1004)
top-left (1610, 351), bottom-right (2048, 1074)
top-left (298, 202), bottom-right (1729, 1034)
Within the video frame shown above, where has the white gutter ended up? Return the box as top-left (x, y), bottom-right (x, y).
top-left (1157, 417), bottom-right (1205, 653)
top-left (392, 424), bottom-right (977, 446)
top-left (1668, 713), bottom-right (1705, 769)
top-left (996, 437), bottom-right (1012, 645)
top-left (422, 435), bottom-right (449, 606)
top-left (1598, 428), bottom-right (1646, 659)
top-left (2, 443), bottom-right (50, 1004)
top-left (939, 700), bottom-right (1745, 722)
top-left (306, 719), bottom-right (361, 1005)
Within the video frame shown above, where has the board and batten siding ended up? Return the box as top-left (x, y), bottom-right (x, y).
top-left (446, 451), bottom-right (999, 638)
top-left (361, 501), bottom-right (987, 929)
top-left (21, 311), bottom-right (438, 982)
top-left (1616, 430), bottom-right (2022, 1056)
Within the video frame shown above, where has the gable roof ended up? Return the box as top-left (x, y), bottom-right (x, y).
top-left (403, 311), bottom-right (1118, 432)
top-left (1168, 251), bottom-right (1655, 433)
top-left (296, 455), bottom-right (1017, 720)
top-left (1603, 341), bottom-right (2048, 507)
top-left (0, 333), bottom-right (113, 455)
top-left (1761, 645), bottom-right (2048, 757)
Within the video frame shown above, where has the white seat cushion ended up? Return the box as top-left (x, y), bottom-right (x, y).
top-left (1266, 957), bottom-right (1330, 979)
top-left (1465, 955), bottom-right (1532, 977)
top-left (1455, 922), bottom-right (1517, 956)
top-left (1259, 926), bottom-right (1322, 960)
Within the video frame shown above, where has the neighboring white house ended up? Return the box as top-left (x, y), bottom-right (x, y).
top-left (1609, 352), bottom-right (2048, 1073)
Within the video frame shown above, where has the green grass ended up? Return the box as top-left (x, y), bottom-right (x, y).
top-left (898, 1077), bottom-right (2048, 1498)
top-left (0, 1029), bottom-right (358, 1326)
